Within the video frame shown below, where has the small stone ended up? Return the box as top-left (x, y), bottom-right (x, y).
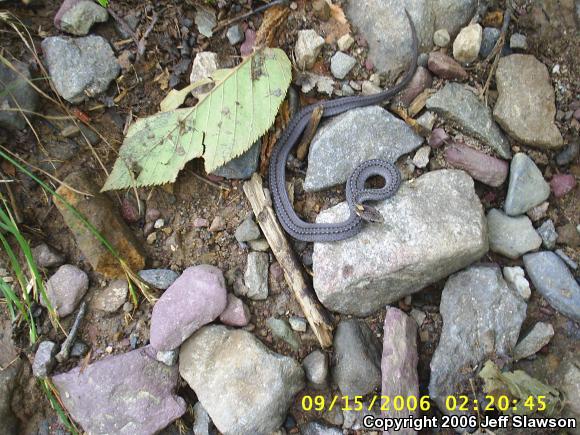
top-left (480, 27), bottom-right (500, 58)
top-left (209, 216), bottom-right (226, 232)
top-left (55, 0), bottom-right (108, 36)
top-left (433, 28), bottom-right (451, 47)
top-left (0, 59), bottom-right (39, 130)
top-left (189, 52), bottom-right (219, 97)
top-left (138, 269), bottom-right (179, 290)
top-left (391, 67), bottom-right (433, 109)
top-left (43, 265), bottom-right (89, 317)
top-left (226, 24), bottom-right (244, 45)
top-left (145, 208), bottom-right (161, 223)
top-left (288, 316), bottom-right (307, 332)
top-left (32, 243), bottom-right (65, 268)
top-left (550, 174), bottom-right (576, 198)
top-left (91, 279), bottom-right (128, 313)
top-left (153, 218), bottom-right (164, 229)
top-left (244, 252), bottom-right (269, 300)
top-left (527, 202), bottom-right (550, 222)
top-left (70, 341), bottom-right (89, 358)
top-left (219, 293), bottom-right (250, 327)
top-left (303, 350), bottom-right (328, 389)
top-left (412, 146), bottom-right (430, 168)
top-left (312, 0), bottom-right (331, 21)
top-left (428, 128), bottom-right (449, 148)
top-left (487, 209), bottom-right (542, 259)
top-left (240, 29), bottom-right (257, 57)
top-left (330, 52), bottom-right (356, 79)
top-left (193, 217), bottom-right (209, 228)
top-left (156, 350), bottom-right (178, 366)
top-left (195, 6), bottom-right (216, 38)
top-left (146, 232), bottom-right (157, 244)
top-left (295, 30), bottom-right (325, 70)
top-left (337, 34), bottom-right (354, 51)
top-left (504, 153), bottom-right (550, 216)
top-left (427, 51), bottom-right (468, 80)
top-left (503, 266), bottom-right (531, 300)
top-left (361, 81), bottom-right (382, 95)
top-left (192, 402), bottom-right (215, 435)
top-left (453, 24), bottom-right (483, 64)
top-left (247, 239), bottom-right (270, 252)
top-left (267, 317), bottom-right (300, 351)
top-left (212, 140), bottom-right (261, 179)
top-left (32, 341), bottom-right (58, 378)
top-left (301, 421), bottom-right (341, 435)
top-left (409, 308), bottom-right (427, 327)
top-left (537, 220), bottom-right (558, 249)
top-left (416, 111), bottom-right (436, 131)
top-left (234, 216), bottom-right (261, 242)
top-left (444, 143), bottom-right (509, 187)
top-left (556, 142), bottom-right (579, 166)
top-left (513, 322), bottom-right (554, 360)
top-left (510, 33), bottom-right (528, 51)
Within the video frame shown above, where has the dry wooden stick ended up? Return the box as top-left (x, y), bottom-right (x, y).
top-left (243, 173), bottom-right (334, 348)
top-left (296, 105), bottom-right (323, 161)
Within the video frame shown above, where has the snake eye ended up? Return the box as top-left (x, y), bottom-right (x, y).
top-left (355, 204), bottom-right (384, 223)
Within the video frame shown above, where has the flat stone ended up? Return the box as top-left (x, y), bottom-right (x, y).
top-left (0, 59), bottom-right (39, 131)
top-left (244, 252), bottom-right (269, 300)
top-left (52, 346), bottom-right (186, 434)
top-left (513, 322), bottom-right (554, 360)
top-left (487, 209), bottom-right (542, 259)
top-left (295, 30), bottom-right (325, 70)
top-left (189, 52), bottom-right (219, 97)
top-left (41, 35), bottom-right (120, 104)
top-left (32, 341), bottom-right (58, 378)
top-left (138, 269), bottom-right (179, 290)
top-left (212, 140), bottom-right (261, 180)
top-left (427, 83), bottom-right (511, 158)
top-left (537, 219), bottom-right (558, 249)
top-left (427, 51), bottom-right (468, 80)
top-left (195, 6), bottom-right (216, 38)
top-left (150, 265), bottom-right (227, 351)
top-left (179, 326), bottom-right (304, 435)
top-left (43, 264), bottom-right (88, 317)
top-left (304, 106), bottom-right (423, 192)
top-left (330, 52), bottom-right (356, 79)
top-left (453, 24), bottom-right (482, 64)
top-left (332, 319), bottom-right (381, 397)
top-left (313, 170), bottom-right (488, 316)
top-left (91, 279), bottom-right (127, 313)
top-left (504, 153), bottom-right (550, 216)
top-left (32, 243), bottom-right (65, 268)
top-left (445, 143), bottom-right (509, 186)
top-left (381, 308), bottom-right (419, 424)
top-left (234, 216), bottom-right (261, 242)
top-left (303, 350), bottom-right (328, 389)
top-left (54, 172), bottom-right (145, 278)
top-left (219, 293), bottom-right (250, 327)
top-left (523, 251), bottom-right (580, 322)
top-left (503, 266), bottom-right (531, 300)
top-left (55, 0), bottom-right (108, 36)
top-left (494, 55), bottom-right (563, 149)
top-left (429, 265), bottom-right (527, 414)
top-left (267, 317), bottom-right (300, 351)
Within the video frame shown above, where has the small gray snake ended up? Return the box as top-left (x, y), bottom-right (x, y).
top-left (269, 11), bottom-right (418, 242)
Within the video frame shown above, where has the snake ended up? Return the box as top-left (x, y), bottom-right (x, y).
top-left (268, 10), bottom-right (419, 242)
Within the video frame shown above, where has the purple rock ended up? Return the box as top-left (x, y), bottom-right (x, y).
top-left (150, 265), bottom-right (227, 351)
top-left (42, 264), bottom-right (88, 317)
top-left (428, 128), bottom-right (449, 148)
top-left (427, 52), bottom-right (468, 81)
top-left (550, 174), bottom-right (576, 198)
top-left (240, 29), bottom-right (256, 57)
top-left (219, 294), bottom-right (250, 327)
top-left (381, 308), bottom-right (419, 433)
top-left (52, 346), bottom-right (186, 434)
top-left (444, 143), bottom-right (509, 187)
top-left (391, 66), bottom-right (433, 107)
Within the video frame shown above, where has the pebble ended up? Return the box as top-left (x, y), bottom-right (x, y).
top-left (32, 341), bottom-right (58, 378)
top-left (91, 279), bottom-right (128, 313)
top-left (527, 201), bottom-right (550, 222)
top-left (0, 58), bottom-right (38, 131)
top-left (303, 350), bottom-right (328, 389)
top-left (550, 174), bottom-right (576, 198)
top-left (428, 128), bottom-right (449, 148)
top-left (43, 264), bottom-right (89, 317)
top-left (244, 252), bottom-right (269, 300)
top-left (360, 80), bottom-right (381, 95)
top-left (146, 232), bottom-right (157, 245)
top-left (153, 218), bottom-right (164, 229)
top-left (32, 243), bottom-right (65, 268)
top-left (556, 142), bottom-right (579, 166)
top-left (267, 317), bottom-right (300, 351)
top-left (219, 294), bottom-right (251, 327)
top-left (301, 421), bottom-right (342, 435)
top-left (330, 52), bottom-right (356, 79)
top-left (537, 220), bottom-right (558, 249)
top-left (337, 34), bottom-right (354, 51)
top-left (503, 266), bottom-right (531, 300)
top-left (504, 153), bottom-right (550, 216)
top-left (54, 0), bottom-right (108, 36)
top-left (145, 208), bottom-right (161, 223)
top-left (427, 52), bottom-right (468, 80)
top-left (513, 322), bottom-right (554, 360)
top-left (453, 24), bottom-right (483, 64)
top-left (226, 24), bottom-right (244, 45)
top-left (288, 316), bottom-right (307, 332)
top-left (523, 251), bottom-right (580, 321)
top-left (410, 308), bottom-right (427, 327)
top-left (480, 27), bottom-right (500, 58)
top-left (248, 239), bottom-right (270, 252)
top-left (433, 28), bottom-right (451, 47)
top-left (391, 66), bottom-right (433, 108)
top-left (209, 216), bottom-right (225, 232)
top-left (412, 146), bottom-right (431, 168)
top-left (416, 111), bottom-right (437, 131)
top-left (295, 30), bottom-right (325, 70)
top-left (195, 6), bottom-right (216, 37)
top-left (487, 209), bottom-right (542, 259)
top-left (444, 143), bottom-right (509, 186)
top-left (193, 217), bottom-right (209, 228)
top-left (189, 52), bottom-right (219, 97)
top-left (510, 33), bottom-right (528, 51)
top-left (234, 216), bottom-right (261, 242)
top-left (70, 341), bottom-right (89, 358)
top-left (138, 269), bottom-right (179, 290)
top-left (156, 350), bottom-right (178, 366)
top-left (240, 29), bottom-right (256, 57)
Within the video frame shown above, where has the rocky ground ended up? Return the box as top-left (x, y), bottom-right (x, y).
top-left (0, 0), bottom-right (578, 434)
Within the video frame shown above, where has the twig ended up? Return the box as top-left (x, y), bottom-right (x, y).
top-left (296, 105), bottom-right (323, 161)
top-left (137, 11), bottom-right (159, 57)
top-left (55, 301), bottom-right (87, 363)
top-left (187, 170), bottom-right (230, 190)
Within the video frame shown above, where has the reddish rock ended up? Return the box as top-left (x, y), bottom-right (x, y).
top-left (42, 264), bottom-right (88, 317)
top-left (445, 143), bottom-right (509, 187)
top-left (240, 29), bottom-right (256, 57)
top-left (391, 66), bottom-right (432, 108)
top-left (427, 52), bottom-right (468, 80)
top-left (550, 174), bottom-right (576, 198)
top-left (428, 128), bottom-right (449, 148)
top-left (219, 294), bottom-right (251, 327)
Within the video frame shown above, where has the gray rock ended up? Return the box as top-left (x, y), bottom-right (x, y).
top-left (226, 24), bottom-right (244, 45)
top-left (303, 350), bottom-right (328, 389)
top-left (337, 34), bottom-right (354, 51)
top-left (494, 55), bottom-right (563, 149)
top-left (382, 308), bottom-right (419, 429)
top-left (43, 264), bottom-right (88, 317)
top-left (537, 219), bottom-right (558, 249)
top-left (513, 322), bottom-right (554, 360)
top-left (91, 279), bottom-right (127, 313)
top-left (332, 320), bottom-right (381, 397)
top-left (433, 28), bottom-right (450, 47)
top-left (41, 36), bottom-right (120, 104)
top-left (192, 402), bottom-right (215, 435)
top-left (244, 252), bottom-right (269, 300)
top-left (0, 59), bottom-right (39, 131)
top-left (556, 142), bottom-right (579, 166)
top-left (304, 106), bottom-right (423, 192)
top-left (453, 23), bottom-right (482, 64)
top-left (480, 27), bottom-right (500, 58)
top-left (267, 317), bottom-right (300, 351)
top-left (433, 0), bottom-right (478, 37)
top-left (426, 83), bottom-right (511, 158)
top-left (195, 6), bottom-right (216, 38)
top-left (330, 52), bottom-right (356, 79)
top-left (55, 0), bottom-right (108, 36)
top-left (429, 265), bottom-right (527, 414)
top-left (52, 346), bottom-right (186, 434)
top-left (234, 216), bottom-right (261, 242)
top-left (212, 140), bottom-right (260, 179)
top-left (219, 293), bottom-right (250, 327)
top-left (342, 401), bottom-right (382, 430)
top-left (301, 421), bottom-right (342, 435)
top-left (189, 52), bottom-right (219, 98)
top-left (138, 269), bottom-right (179, 290)
top-left (70, 341), bottom-right (89, 358)
top-left (32, 341), bottom-right (58, 378)
top-left (510, 33), bottom-right (528, 51)
top-left (179, 326), bottom-right (304, 435)
top-left (32, 243), bottom-right (64, 268)
top-left (504, 153), bottom-right (550, 216)
top-left (289, 316), bottom-right (307, 332)
top-left (156, 350), bottom-right (179, 366)
top-left (503, 266), bottom-right (531, 300)
top-left (487, 209), bottom-right (542, 259)
top-left (247, 239), bottom-right (270, 252)
top-left (523, 251), bottom-right (580, 321)
top-left (0, 360), bottom-right (21, 435)
top-left (313, 170), bottom-right (488, 316)
top-left (295, 30), bottom-right (325, 70)
top-left (412, 145), bottom-right (431, 168)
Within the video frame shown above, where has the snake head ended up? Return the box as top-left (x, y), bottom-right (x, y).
top-left (355, 204), bottom-right (384, 224)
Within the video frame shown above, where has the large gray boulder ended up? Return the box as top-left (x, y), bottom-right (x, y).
top-left (179, 326), bottom-right (304, 435)
top-left (313, 170), bottom-right (488, 316)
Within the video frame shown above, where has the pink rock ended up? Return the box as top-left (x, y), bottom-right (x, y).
top-left (550, 174), bottom-right (577, 198)
top-left (428, 128), bottom-right (449, 148)
top-left (240, 29), bottom-right (257, 57)
top-left (381, 307), bottom-right (419, 434)
top-left (391, 67), bottom-right (433, 108)
top-left (193, 217), bottom-right (209, 228)
top-left (219, 294), bottom-right (250, 327)
top-left (427, 52), bottom-right (468, 80)
top-left (444, 143), bottom-right (509, 187)
top-left (150, 265), bottom-right (227, 351)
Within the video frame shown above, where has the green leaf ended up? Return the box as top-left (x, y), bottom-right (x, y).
top-left (102, 48), bottom-right (292, 191)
